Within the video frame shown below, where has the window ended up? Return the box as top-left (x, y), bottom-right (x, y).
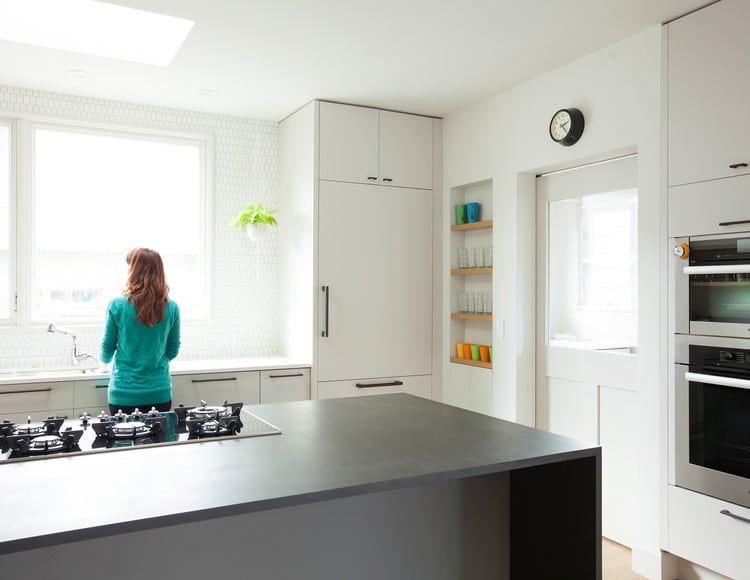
top-left (579, 190), bottom-right (638, 311)
top-left (4, 120), bottom-right (210, 325)
top-left (0, 123), bottom-right (9, 319)
top-left (539, 155), bottom-right (638, 350)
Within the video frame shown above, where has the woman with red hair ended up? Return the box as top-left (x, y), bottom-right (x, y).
top-left (100, 248), bottom-right (181, 414)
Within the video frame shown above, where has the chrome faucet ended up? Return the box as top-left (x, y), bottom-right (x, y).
top-left (47, 322), bottom-right (98, 366)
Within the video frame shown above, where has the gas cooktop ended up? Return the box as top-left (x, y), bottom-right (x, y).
top-left (0, 401), bottom-right (281, 463)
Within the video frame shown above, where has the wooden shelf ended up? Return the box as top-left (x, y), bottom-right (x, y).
top-left (451, 313), bottom-right (492, 321)
top-left (450, 357), bottom-right (492, 369)
top-left (451, 219), bottom-right (493, 232)
top-left (451, 267), bottom-right (492, 275)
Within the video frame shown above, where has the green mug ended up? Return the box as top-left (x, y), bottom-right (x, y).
top-left (454, 204), bottom-right (467, 225)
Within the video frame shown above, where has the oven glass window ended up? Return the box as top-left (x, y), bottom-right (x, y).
top-left (689, 237), bottom-right (750, 324)
top-left (689, 380), bottom-right (750, 479)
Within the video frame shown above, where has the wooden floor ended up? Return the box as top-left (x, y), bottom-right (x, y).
top-left (603, 538), bottom-right (647, 579)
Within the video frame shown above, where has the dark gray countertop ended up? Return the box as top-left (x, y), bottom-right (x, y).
top-left (0, 394), bottom-right (598, 555)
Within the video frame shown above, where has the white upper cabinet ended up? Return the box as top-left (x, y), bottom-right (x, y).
top-left (668, 0), bottom-right (750, 186)
top-left (318, 101), bottom-right (433, 189)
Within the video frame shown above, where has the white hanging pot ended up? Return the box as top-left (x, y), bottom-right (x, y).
top-left (245, 224), bottom-right (268, 241)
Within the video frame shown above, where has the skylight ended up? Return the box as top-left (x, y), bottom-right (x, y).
top-left (0, 0), bottom-right (194, 66)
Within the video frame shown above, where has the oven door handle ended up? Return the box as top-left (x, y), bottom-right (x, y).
top-left (685, 372), bottom-right (750, 391)
top-left (683, 264), bottom-right (750, 275)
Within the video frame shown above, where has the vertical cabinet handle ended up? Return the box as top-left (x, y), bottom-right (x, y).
top-left (322, 285), bottom-right (330, 337)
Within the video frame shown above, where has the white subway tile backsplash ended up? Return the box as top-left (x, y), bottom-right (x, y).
top-left (0, 84), bottom-right (281, 369)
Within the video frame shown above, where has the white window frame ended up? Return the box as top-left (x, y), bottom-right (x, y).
top-left (4, 116), bottom-right (213, 326)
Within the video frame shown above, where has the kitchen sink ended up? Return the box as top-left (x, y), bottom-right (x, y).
top-left (0, 368), bottom-right (102, 379)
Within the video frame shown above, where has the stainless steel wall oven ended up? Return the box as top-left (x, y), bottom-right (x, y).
top-left (674, 233), bottom-right (750, 339)
top-left (674, 334), bottom-right (750, 509)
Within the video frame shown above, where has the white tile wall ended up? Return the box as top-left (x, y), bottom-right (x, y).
top-left (0, 85), bottom-right (282, 369)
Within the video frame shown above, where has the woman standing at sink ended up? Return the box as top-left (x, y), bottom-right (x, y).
top-left (99, 248), bottom-right (181, 414)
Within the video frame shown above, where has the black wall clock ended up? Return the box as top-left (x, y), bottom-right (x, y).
top-left (549, 108), bottom-right (585, 146)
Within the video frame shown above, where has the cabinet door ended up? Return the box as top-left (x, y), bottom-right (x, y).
top-left (0, 381), bottom-right (74, 422)
top-left (260, 369), bottom-right (310, 403)
top-left (668, 485), bottom-right (750, 579)
top-left (379, 110), bottom-right (433, 190)
top-left (171, 372), bottom-right (260, 407)
top-left (74, 378), bottom-right (110, 415)
top-left (317, 375), bottom-right (431, 400)
top-left (318, 181), bottom-right (433, 382)
top-left (319, 102), bottom-right (379, 185)
top-left (668, 173), bottom-right (750, 237)
top-left (668, 0), bottom-right (750, 186)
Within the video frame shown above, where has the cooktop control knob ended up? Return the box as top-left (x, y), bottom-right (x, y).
top-left (673, 243), bottom-right (690, 259)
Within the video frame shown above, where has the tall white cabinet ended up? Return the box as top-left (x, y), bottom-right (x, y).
top-left (279, 101), bottom-right (441, 400)
top-left (665, 1), bottom-right (750, 577)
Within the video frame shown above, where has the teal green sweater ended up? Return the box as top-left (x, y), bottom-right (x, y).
top-left (99, 295), bottom-right (181, 408)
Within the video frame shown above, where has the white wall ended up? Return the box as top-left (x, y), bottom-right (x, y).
top-left (442, 26), bottom-right (666, 575)
top-left (0, 85), bottom-right (281, 368)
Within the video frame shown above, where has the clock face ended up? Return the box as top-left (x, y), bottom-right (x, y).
top-left (549, 110), bottom-right (572, 141)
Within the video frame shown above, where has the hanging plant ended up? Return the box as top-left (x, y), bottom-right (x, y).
top-left (230, 202), bottom-right (279, 231)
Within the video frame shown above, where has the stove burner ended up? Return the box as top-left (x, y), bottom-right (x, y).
top-left (14, 422), bottom-right (46, 436)
top-left (91, 414), bottom-right (166, 440)
top-left (4, 427), bottom-right (83, 456)
top-left (30, 434), bottom-right (64, 451)
top-left (174, 400), bottom-right (244, 438)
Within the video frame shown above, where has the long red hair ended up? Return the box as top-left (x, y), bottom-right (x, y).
top-left (124, 248), bottom-right (169, 327)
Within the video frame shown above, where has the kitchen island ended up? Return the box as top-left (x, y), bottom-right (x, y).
top-left (0, 394), bottom-right (600, 579)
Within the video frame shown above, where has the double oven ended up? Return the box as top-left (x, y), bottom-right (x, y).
top-left (673, 234), bottom-right (750, 509)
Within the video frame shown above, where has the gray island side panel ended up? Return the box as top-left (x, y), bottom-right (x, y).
top-left (0, 394), bottom-right (599, 554)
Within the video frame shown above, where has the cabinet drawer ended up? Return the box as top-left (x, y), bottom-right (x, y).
top-left (667, 485), bottom-right (750, 578)
top-left (171, 372), bottom-right (260, 406)
top-left (668, 174), bottom-right (750, 237)
top-left (0, 381), bottom-right (74, 416)
top-left (260, 368), bottom-right (310, 404)
top-left (317, 375), bottom-right (431, 400)
top-left (74, 378), bottom-right (110, 411)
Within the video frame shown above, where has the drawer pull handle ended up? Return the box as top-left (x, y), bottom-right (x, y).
top-left (190, 377), bottom-right (238, 384)
top-left (269, 373), bottom-right (304, 378)
top-left (367, 176), bottom-right (378, 181)
top-left (382, 178), bottom-right (393, 182)
top-left (95, 384), bottom-right (108, 389)
top-left (720, 509), bottom-right (750, 524)
top-left (0, 388), bottom-right (52, 395)
top-left (728, 162), bottom-right (749, 169)
top-left (355, 380), bottom-right (404, 389)
top-left (718, 219), bottom-right (750, 227)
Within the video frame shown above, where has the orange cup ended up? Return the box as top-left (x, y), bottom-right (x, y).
top-left (479, 345), bottom-right (490, 362)
top-left (463, 344), bottom-right (472, 359)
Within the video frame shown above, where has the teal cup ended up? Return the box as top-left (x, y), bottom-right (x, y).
top-left (466, 202), bottom-right (480, 223)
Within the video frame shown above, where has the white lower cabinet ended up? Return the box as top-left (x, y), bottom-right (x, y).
top-left (317, 375), bottom-right (431, 400)
top-left (171, 372), bottom-right (260, 406)
top-left (667, 485), bottom-right (750, 578)
top-left (73, 378), bottom-right (111, 417)
top-left (0, 382), bottom-right (74, 423)
top-left (259, 369), bottom-right (310, 403)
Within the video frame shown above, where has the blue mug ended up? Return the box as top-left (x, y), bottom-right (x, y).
top-left (466, 202), bottom-right (480, 223)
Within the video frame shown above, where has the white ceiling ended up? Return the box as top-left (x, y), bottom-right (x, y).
top-left (0, 0), bottom-right (712, 121)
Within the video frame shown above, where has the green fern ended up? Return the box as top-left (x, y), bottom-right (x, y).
top-left (230, 202), bottom-right (279, 230)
